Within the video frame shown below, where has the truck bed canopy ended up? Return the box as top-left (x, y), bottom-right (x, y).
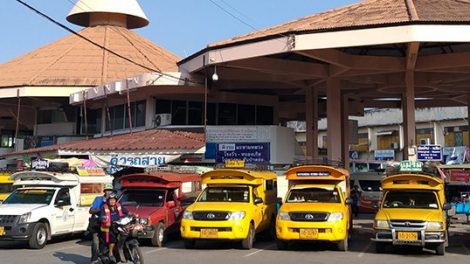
top-left (201, 169), bottom-right (276, 186)
top-left (120, 172), bottom-right (200, 189)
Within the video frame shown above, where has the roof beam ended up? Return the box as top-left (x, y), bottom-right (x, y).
top-left (225, 57), bottom-right (328, 78)
top-left (416, 51), bottom-right (470, 71)
top-left (406, 42), bottom-right (420, 71)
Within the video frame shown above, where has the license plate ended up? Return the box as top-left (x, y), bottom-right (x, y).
top-left (299, 229), bottom-right (318, 239)
top-left (0, 226), bottom-right (4, 236)
top-left (397, 232), bottom-right (418, 241)
top-left (200, 229), bottom-right (218, 238)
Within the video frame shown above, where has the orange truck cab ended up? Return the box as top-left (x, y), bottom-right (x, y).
top-left (118, 171), bottom-right (201, 247)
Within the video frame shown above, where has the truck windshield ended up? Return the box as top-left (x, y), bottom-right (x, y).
top-left (198, 187), bottom-right (250, 203)
top-left (383, 191), bottom-right (439, 209)
top-left (119, 190), bottom-right (166, 207)
top-left (359, 180), bottom-right (381, 192)
top-left (286, 187), bottom-right (341, 203)
top-left (3, 189), bottom-right (55, 204)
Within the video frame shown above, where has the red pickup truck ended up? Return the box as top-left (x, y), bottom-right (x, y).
top-left (118, 171), bottom-right (201, 247)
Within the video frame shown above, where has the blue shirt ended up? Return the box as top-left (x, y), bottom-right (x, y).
top-left (90, 196), bottom-right (105, 212)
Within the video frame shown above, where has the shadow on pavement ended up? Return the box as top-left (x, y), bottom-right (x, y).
top-left (53, 252), bottom-right (89, 264)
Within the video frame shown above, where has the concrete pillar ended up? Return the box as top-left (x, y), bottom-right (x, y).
top-left (145, 97), bottom-right (156, 129)
top-left (402, 71), bottom-right (416, 159)
top-left (341, 94), bottom-right (350, 170)
top-left (327, 78), bottom-right (342, 162)
top-left (433, 122), bottom-right (444, 146)
top-left (368, 127), bottom-right (377, 151)
top-left (305, 87), bottom-right (319, 160)
top-left (468, 96), bottom-right (470, 147)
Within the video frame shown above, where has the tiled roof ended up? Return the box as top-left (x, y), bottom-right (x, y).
top-left (7, 129), bottom-right (205, 156)
top-left (209, 0), bottom-right (470, 48)
top-left (0, 25), bottom-right (179, 87)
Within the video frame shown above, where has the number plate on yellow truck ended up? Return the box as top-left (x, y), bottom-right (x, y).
top-left (397, 232), bottom-right (418, 241)
top-left (200, 229), bottom-right (218, 238)
top-left (299, 229), bottom-right (319, 239)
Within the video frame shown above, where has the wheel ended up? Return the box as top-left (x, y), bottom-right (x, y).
top-left (276, 239), bottom-right (288, 250)
top-left (184, 239), bottom-right (196, 249)
top-left (130, 246), bottom-right (144, 264)
top-left (338, 237), bottom-right (348, 251)
top-left (435, 243), bottom-right (445, 256)
top-left (151, 222), bottom-right (166, 247)
top-left (28, 222), bottom-right (48, 249)
top-left (375, 242), bottom-right (386, 253)
top-left (241, 223), bottom-right (255, 249)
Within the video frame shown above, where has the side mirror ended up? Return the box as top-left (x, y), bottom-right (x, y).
top-left (55, 200), bottom-right (67, 207)
top-left (443, 203), bottom-right (452, 211)
top-left (254, 197), bottom-right (263, 205)
top-left (345, 198), bottom-right (353, 205)
top-left (167, 201), bottom-right (176, 208)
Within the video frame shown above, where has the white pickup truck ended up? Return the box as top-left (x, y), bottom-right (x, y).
top-left (0, 170), bottom-right (113, 249)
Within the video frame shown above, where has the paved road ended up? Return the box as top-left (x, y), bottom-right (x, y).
top-left (2, 217), bottom-right (470, 264)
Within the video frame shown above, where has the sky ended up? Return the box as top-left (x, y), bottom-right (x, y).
top-left (0, 0), bottom-right (359, 63)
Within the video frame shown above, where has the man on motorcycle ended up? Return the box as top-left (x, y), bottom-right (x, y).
top-left (89, 183), bottom-right (114, 264)
top-left (100, 192), bottom-right (128, 262)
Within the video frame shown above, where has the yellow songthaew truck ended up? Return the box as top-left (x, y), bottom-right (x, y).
top-left (276, 165), bottom-right (351, 251)
top-left (180, 164), bottom-right (277, 249)
top-left (372, 161), bottom-right (449, 255)
top-left (0, 171), bottom-right (14, 203)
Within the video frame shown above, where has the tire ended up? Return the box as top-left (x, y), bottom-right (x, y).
top-left (375, 242), bottom-right (386, 253)
top-left (130, 246), bottom-right (144, 264)
top-left (151, 222), bottom-right (166, 247)
top-left (28, 222), bottom-right (48, 249)
top-left (241, 223), bottom-right (255, 249)
top-left (338, 237), bottom-right (348, 251)
top-left (435, 243), bottom-right (445, 256)
top-left (184, 239), bottom-right (196, 249)
top-left (276, 239), bottom-right (288, 250)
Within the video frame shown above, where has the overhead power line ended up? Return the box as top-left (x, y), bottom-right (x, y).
top-left (15, 0), bottom-right (200, 85)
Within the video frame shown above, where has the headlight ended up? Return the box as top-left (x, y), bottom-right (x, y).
top-left (426, 221), bottom-right (443, 231)
top-left (278, 211), bottom-right (290, 221)
top-left (227, 211), bottom-right (246, 221)
top-left (139, 218), bottom-right (149, 225)
top-left (18, 212), bottom-right (31, 224)
top-left (327, 212), bottom-right (343, 222)
top-left (183, 211), bottom-right (193, 220)
top-left (374, 220), bottom-right (389, 229)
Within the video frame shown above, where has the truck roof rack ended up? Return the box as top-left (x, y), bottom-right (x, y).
top-left (214, 163), bottom-right (272, 171)
top-left (385, 162), bottom-right (440, 178)
top-left (292, 159), bottom-right (344, 168)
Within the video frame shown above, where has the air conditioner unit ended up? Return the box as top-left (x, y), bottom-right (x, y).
top-left (154, 113), bottom-right (171, 127)
top-left (391, 142), bottom-right (399, 149)
top-left (420, 138), bottom-right (431, 145)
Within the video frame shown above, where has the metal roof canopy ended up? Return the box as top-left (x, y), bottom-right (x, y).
top-left (178, 0), bottom-right (470, 165)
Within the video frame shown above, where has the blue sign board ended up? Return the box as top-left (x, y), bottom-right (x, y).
top-left (417, 145), bottom-right (442, 161)
top-left (215, 143), bottom-right (270, 163)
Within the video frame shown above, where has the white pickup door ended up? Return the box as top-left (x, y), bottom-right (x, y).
top-left (50, 188), bottom-right (76, 234)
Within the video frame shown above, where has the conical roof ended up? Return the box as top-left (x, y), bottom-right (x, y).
top-left (0, 25), bottom-right (179, 87)
top-left (67, 0), bottom-right (149, 29)
top-left (210, 0), bottom-right (470, 48)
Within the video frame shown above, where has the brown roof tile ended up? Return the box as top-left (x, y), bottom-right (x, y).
top-left (209, 0), bottom-right (470, 48)
top-left (7, 129), bottom-right (205, 156)
top-left (0, 25), bottom-right (180, 87)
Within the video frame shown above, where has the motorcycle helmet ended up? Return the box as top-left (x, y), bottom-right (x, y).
top-left (107, 192), bottom-right (118, 202)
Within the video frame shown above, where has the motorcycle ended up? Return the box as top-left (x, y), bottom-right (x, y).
top-left (98, 215), bottom-right (149, 264)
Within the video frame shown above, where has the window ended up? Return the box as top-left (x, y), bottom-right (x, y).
top-left (188, 101), bottom-right (203, 125)
top-left (0, 130), bottom-right (14, 148)
top-left (238, 104), bottom-right (255, 125)
top-left (256, 105), bottom-right (273, 125)
top-left (55, 188), bottom-right (71, 206)
top-left (172, 100), bottom-right (187, 125)
top-left (265, 180), bottom-right (274, 191)
top-left (207, 103), bottom-right (216, 125)
top-left (218, 103), bottom-right (237, 125)
top-left (105, 101), bottom-right (146, 131)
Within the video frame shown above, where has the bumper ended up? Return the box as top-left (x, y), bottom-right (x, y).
top-left (276, 219), bottom-right (347, 242)
top-left (0, 223), bottom-right (35, 241)
top-left (180, 219), bottom-right (250, 240)
top-left (372, 229), bottom-right (446, 246)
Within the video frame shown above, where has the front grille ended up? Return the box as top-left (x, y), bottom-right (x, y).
top-left (0, 215), bottom-right (17, 225)
top-left (390, 220), bottom-right (426, 229)
top-left (289, 212), bottom-right (329, 222)
top-left (193, 211), bottom-right (230, 221)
